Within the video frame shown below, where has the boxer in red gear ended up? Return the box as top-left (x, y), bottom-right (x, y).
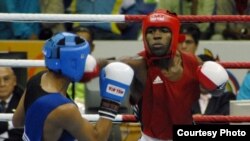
top-left (119, 10), bottom-right (201, 140)
top-left (97, 9), bottom-right (227, 140)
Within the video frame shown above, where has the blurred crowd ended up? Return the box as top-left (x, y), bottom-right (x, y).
top-left (0, 0), bottom-right (249, 41)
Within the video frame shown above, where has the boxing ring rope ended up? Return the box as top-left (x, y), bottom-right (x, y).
top-left (1, 113), bottom-right (250, 123)
top-left (0, 13), bottom-right (250, 23)
top-left (193, 115), bottom-right (250, 123)
top-left (1, 59), bottom-right (250, 69)
top-left (0, 59), bottom-right (45, 68)
top-left (219, 62), bottom-right (250, 69)
top-left (0, 113), bottom-right (137, 123)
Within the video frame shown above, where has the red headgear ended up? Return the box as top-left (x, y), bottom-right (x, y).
top-left (142, 9), bottom-right (181, 59)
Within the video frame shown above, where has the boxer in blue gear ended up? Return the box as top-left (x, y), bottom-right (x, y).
top-left (12, 32), bottom-right (134, 141)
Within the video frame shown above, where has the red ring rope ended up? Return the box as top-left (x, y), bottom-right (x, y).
top-left (193, 115), bottom-right (250, 123)
top-left (121, 115), bottom-right (250, 123)
top-left (125, 15), bottom-right (250, 23)
top-left (220, 62), bottom-right (250, 69)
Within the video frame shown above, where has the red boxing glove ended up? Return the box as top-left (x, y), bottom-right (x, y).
top-left (197, 61), bottom-right (228, 94)
top-left (80, 55), bottom-right (100, 82)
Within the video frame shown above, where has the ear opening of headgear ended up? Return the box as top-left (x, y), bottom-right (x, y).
top-left (142, 9), bottom-right (181, 59)
top-left (43, 32), bottom-right (90, 82)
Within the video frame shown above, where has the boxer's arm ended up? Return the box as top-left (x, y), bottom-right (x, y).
top-left (120, 57), bottom-right (146, 105)
top-left (53, 103), bottom-right (113, 141)
top-left (80, 56), bottom-right (114, 82)
top-left (80, 55), bottom-right (100, 82)
top-left (12, 90), bottom-right (26, 127)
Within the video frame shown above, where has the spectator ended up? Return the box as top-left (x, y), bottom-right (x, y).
top-left (179, 23), bottom-right (201, 56)
top-left (0, 1), bottom-right (14, 39)
top-left (157, 0), bottom-right (216, 39)
top-left (39, 0), bottom-right (66, 40)
top-left (213, 0), bottom-right (250, 40)
top-left (0, 0), bottom-right (40, 40)
top-left (0, 67), bottom-right (24, 140)
top-left (237, 71), bottom-right (250, 100)
top-left (71, 0), bottom-right (140, 40)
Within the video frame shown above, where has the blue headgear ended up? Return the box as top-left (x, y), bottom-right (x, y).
top-left (42, 32), bottom-right (90, 82)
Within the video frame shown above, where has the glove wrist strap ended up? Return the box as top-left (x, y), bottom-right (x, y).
top-left (98, 99), bottom-right (120, 120)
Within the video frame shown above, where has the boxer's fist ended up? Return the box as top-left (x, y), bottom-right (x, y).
top-left (197, 61), bottom-right (228, 96)
top-left (80, 55), bottom-right (99, 82)
top-left (99, 62), bottom-right (134, 120)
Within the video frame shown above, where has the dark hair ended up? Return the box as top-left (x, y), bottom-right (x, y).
top-left (180, 23), bottom-right (201, 45)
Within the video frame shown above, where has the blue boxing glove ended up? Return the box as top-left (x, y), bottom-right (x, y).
top-left (98, 62), bottom-right (134, 120)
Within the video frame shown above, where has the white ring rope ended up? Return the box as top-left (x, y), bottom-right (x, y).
top-left (0, 59), bottom-right (44, 67)
top-left (0, 113), bottom-right (137, 123)
top-left (0, 13), bottom-right (125, 23)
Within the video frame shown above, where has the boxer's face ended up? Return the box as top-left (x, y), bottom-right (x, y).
top-left (0, 68), bottom-right (16, 100)
top-left (146, 27), bottom-right (172, 57)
